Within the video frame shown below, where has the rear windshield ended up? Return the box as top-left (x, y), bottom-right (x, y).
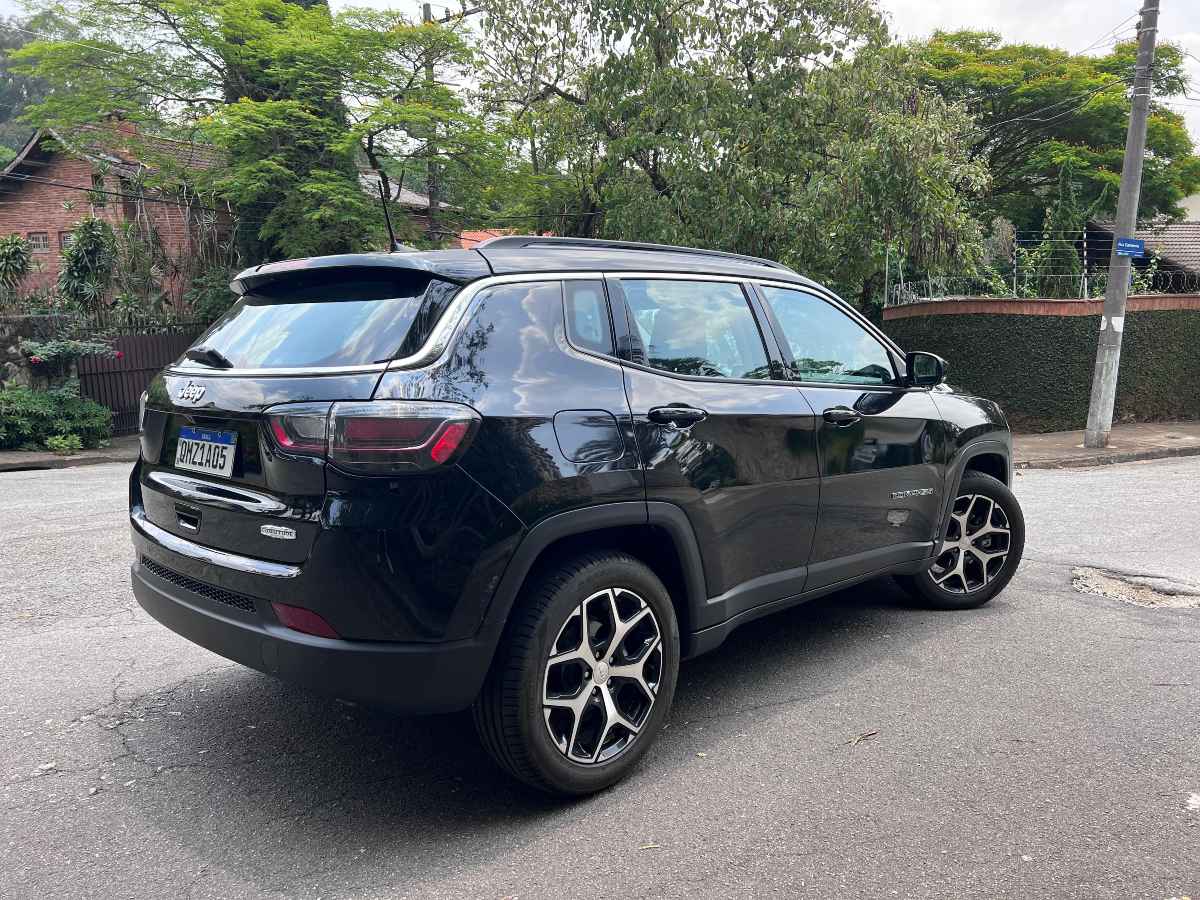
top-left (178, 271), bottom-right (461, 370)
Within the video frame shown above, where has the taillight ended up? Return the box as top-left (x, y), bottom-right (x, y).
top-left (264, 400), bottom-right (480, 474)
top-left (329, 401), bottom-right (480, 474)
top-left (267, 403), bottom-right (330, 455)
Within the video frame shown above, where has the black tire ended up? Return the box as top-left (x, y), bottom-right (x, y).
top-left (896, 471), bottom-right (1025, 610)
top-left (472, 550), bottom-right (680, 796)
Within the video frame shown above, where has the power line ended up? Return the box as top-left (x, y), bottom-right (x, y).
top-left (1077, 12), bottom-right (1140, 54)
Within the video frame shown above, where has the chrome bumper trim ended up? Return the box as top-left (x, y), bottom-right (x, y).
top-left (131, 508), bottom-right (301, 579)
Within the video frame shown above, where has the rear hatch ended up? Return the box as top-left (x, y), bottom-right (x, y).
top-left (137, 265), bottom-right (469, 564)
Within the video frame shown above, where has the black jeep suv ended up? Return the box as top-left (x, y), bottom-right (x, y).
top-left (130, 236), bottom-right (1024, 795)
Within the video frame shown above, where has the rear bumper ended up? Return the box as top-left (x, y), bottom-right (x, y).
top-left (131, 550), bottom-right (500, 715)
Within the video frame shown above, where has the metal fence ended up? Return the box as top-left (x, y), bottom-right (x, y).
top-left (77, 322), bottom-right (205, 435)
top-left (886, 268), bottom-right (1200, 307)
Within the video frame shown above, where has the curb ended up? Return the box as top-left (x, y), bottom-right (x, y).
top-left (0, 453), bottom-right (137, 473)
top-left (1015, 444), bottom-right (1200, 470)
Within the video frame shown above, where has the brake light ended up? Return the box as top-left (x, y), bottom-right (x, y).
top-left (264, 400), bottom-right (480, 474)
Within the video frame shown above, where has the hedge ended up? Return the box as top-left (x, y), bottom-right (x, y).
top-left (883, 309), bottom-right (1200, 433)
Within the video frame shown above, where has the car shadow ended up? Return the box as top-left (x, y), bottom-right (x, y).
top-left (112, 575), bottom-right (992, 894)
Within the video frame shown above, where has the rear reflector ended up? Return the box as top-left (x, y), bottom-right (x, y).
top-left (271, 601), bottom-right (339, 639)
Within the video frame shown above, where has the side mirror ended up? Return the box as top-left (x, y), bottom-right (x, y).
top-left (905, 351), bottom-right (946, 387)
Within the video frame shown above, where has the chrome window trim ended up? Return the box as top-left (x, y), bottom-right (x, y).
top-left (165, 362), bottom-right (391, 378)
top-left (158, 269), bottom-right (823, 379)
top-left (386, 272), bottom-right (605, 372)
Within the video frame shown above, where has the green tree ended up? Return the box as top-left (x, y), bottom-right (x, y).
top-left (13, 0), bottom-right (500, 258)
top-left (0, 13), bottom-right (61, 152)
top-left (481, 0), bottom-right (989, 308)
top-left (914, 31), bottom-right (1200, 228)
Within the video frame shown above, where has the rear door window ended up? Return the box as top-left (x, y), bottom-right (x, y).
top-left (620, 279), bottom-right (771, 379)
top-left (180, 271), bottom-right (460, 370)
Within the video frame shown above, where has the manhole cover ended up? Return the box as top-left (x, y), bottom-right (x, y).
top-left (1072, 567), bottom-right (1200, 609)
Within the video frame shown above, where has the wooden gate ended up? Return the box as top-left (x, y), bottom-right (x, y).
top-left (78, 326), bottom-right (204, 435)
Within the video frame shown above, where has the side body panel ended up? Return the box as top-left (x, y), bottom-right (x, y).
top-left (373, 278), bottom-right (644, 526)
top-left (623, 367), bottom-right (821, 624)
top-left (800, 385), bottom-right (947, 588)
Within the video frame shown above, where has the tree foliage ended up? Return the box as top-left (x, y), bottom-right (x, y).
top-left (480, 0), bottom-right (988, 306)
top-left (13, 0), bottom-right (504, 258)
top-left (914, 31), bottom-right (1200, 228)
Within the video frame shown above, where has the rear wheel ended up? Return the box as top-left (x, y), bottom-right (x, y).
top-left (896, 472), bottom-right (1025, 610)
top-left (472, 551), bottom-right (680, 796)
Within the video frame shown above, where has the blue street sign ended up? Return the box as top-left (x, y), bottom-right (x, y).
top-left (1116, 237), bottom-right (1145, 257)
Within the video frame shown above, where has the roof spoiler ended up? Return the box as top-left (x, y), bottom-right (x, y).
top-left (230, 251), bottom-right (490, 295)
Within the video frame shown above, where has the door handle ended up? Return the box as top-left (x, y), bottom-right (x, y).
top-left (822, 406), bottom-right (861, 426)
top-left (648, 405), bottom-right (708, 427)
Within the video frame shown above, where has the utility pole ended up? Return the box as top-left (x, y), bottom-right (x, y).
top-left (422, 2), bottom-right (440, 243)
top-left (1083, 0), bottom-right (1159, 448)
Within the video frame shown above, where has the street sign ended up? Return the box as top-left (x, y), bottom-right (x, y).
top-left (1116, 237), bottom-right (1145, 257)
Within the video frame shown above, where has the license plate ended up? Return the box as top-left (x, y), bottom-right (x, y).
top-left (175, 426), bottom-right (238, 478)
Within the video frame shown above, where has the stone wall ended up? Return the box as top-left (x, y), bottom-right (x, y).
top-left (0, 315), bottom-right (73, 389)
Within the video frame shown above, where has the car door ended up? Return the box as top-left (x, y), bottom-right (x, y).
top-left (609, 275), bottom-right (821, 629)
top-left (754, 283), bottom-right (947, 590)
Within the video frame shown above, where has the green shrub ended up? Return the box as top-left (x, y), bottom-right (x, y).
top-left (44, 434), bottom-right (83, 456)
top-left (57, 218), bottom-right (116, 311)
top-left (884, 308), bottom-right (1200, 432)
top-left (0, 233), bottom-right (32, 294)
top-left (0, 380), bottom-right (113, 450)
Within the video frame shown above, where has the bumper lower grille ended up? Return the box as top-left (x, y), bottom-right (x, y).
top-left (140, 556), bottom-right (258, 614)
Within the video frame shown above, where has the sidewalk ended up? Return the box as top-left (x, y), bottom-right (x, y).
top-left (0, 434), bottom-right (140, 473)
top-left (1014, 420), bottom-right (1200, 469)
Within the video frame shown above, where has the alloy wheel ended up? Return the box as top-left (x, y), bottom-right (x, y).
top-left (929, 493), bottom-right (1012, 594)
top-left (542, 587), bottom-right (664, 764)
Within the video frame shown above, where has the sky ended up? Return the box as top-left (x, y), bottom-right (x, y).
top-left (3, 0), bottom-right (1198, 141)
top-left (879, 0), bottom-right (1200, 141)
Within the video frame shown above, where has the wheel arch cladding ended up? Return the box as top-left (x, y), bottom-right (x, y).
top-left (963, 451), bottom-right (1008, 485)
top-left (483, 502), bottom-right (708, 657)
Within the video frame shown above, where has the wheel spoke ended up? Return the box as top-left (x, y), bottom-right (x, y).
top-left (609, 637), bottom-right (661, 697)
top-left (612, 607), bottom-right (653, 655)
top-left (932, 548), bottom-right (964, 587)
top-left (590, 684), bottom-right (640, 762)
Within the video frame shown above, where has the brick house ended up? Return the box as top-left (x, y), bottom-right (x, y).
top-left (0, 121), bottom-right (228, 302)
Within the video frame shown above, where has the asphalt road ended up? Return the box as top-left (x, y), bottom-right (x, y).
top-left (1, 459), bottom-right (1197, 899)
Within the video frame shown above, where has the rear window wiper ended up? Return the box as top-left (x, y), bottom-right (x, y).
top-left (185, 346), bottom-right (235, 369)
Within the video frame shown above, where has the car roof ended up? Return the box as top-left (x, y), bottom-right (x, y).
top-left (231, 237), bottom-right (821, 295)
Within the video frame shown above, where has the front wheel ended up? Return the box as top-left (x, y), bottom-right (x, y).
top-left (896, 471), bottom-right (1025, 610)
top-left (472, 550), bottom-right (680, 796)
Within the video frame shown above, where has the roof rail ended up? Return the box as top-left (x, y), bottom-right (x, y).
top-left (474, 235), bottom-right (794, 272)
